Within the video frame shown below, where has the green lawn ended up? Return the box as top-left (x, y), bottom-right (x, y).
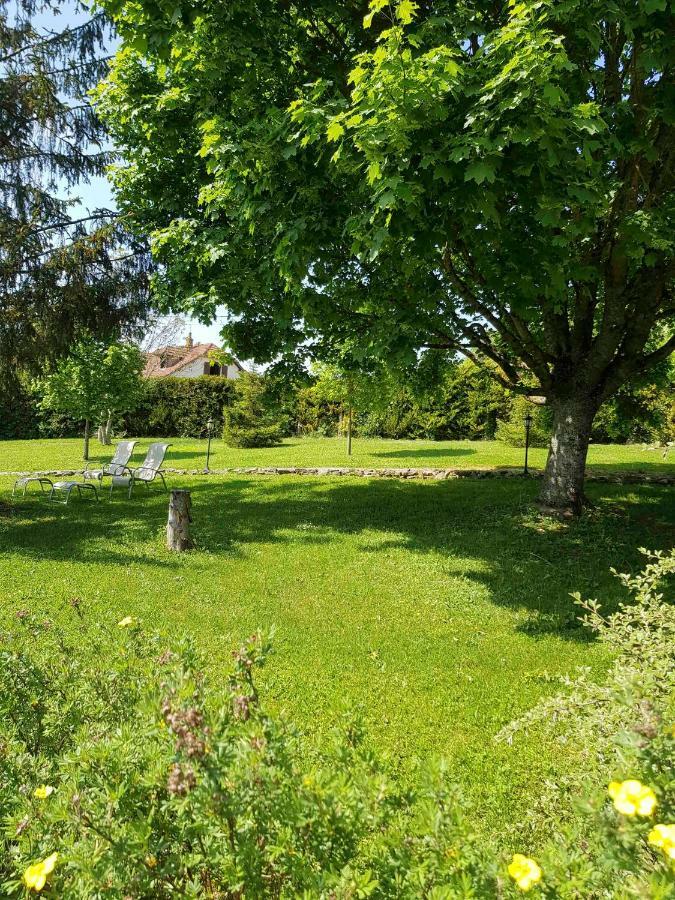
top-left (2, 450), bottom-right (674, 840)
top-left (1, 435), bottom-right (673, 474)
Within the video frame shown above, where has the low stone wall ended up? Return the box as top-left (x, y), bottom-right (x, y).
top-left (3, 466), bottom-right (674, 485)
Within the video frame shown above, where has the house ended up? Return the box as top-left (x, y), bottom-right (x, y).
top-left (143, 335), bottom-right (245, 380)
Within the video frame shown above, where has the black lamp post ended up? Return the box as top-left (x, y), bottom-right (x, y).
top-left (205, 418), bottom-right (214, 471)
top-left (523, 412), bottom-right (533, 475)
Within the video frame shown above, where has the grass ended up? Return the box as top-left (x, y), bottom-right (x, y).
top-left (1, 435), bottom-right (673, 475)
top-left (1, 440), bottom-right (674, 839)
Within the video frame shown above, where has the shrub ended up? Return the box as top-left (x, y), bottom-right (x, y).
top-left (1, 553), bottom-right (673, 897)
top-left (222, 372), bottom-right (284, 448)
top-left (122, 376), bottom-right (235, 438)
top-left (495, 396), bottom-right (552, 448)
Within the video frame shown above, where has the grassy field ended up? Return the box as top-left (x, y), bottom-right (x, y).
top-left (1, 434), bottom-right (673, 474)
top-left (1, 441), bottom-right (674, 840)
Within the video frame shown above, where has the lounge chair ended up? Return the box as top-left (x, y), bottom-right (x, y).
top-left (83, 440), bottom-right (138, 487)
top-left (109, 442), bottom-right (171, 498)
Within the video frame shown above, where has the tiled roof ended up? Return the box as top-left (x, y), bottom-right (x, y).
top-left (143, 343), bottom-right (220, 378)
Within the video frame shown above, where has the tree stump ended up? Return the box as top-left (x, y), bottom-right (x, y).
top-left (167, 489), bottom-right (194, 551)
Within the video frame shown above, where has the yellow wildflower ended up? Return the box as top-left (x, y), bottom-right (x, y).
top-left (608, 780), bottom-right (657, 816)
top-left (648, 824), bottom-right (675, 861)
top-left (508, 854), bottom-right (542, 892)
top-left (117, 616), bottom-right (135, 627)
top-left (33, 785), bottom-right (54, 799)
top-left (145, 854), bottom-right (158, 868)
top-left (23, 852), bottom-right (58, 892)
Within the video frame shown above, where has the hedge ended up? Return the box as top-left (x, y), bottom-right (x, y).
top-left (122, 377), bottom-right (235, 437)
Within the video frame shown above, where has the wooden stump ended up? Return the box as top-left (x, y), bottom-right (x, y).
top-left (167, 489), bottom-right (194, 551)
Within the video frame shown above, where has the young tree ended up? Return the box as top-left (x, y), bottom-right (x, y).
top-left (0, 0), bottom-right (150, 389)
top-left (40, 338), bottom-right (144, 458)
top-left (96, 0), bottom-right (674, 513)
top-left (222, 372), bottom-right (284, 448)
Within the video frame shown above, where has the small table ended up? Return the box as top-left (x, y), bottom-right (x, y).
top-left (12, 477), bottom-right (54, 498)
top-left (48, 481), bottom-right (99, 505)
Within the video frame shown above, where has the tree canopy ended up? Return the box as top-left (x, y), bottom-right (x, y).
top-left (0, 0), bottom-right (151, 387)
top-left (96, 0), bottom-right (674, 511)
top-left (39, 337), bottom-right (144, 457)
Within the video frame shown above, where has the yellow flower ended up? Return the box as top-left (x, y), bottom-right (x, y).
top-left (608, 780), bottom-right (657, 816)
top-left (145, 854), bottom-right (158, 868)
top-left (508, 854), bottom-right (542, 892)
top-left (33, 785), bottom-right (54, 799)
top-left (23, 852), bottom-right (58, 892)
top-left (648, 824), bottom-right (675, 861)
top-left (117, 616), bottom-right (135, 627)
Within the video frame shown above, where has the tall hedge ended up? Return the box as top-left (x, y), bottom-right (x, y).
top-left (122, 377), bottom-right (235, 437)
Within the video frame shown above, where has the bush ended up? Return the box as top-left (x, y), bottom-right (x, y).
top-left (1, 553), bottom-right (673, 897)
top-left (495, 396), bottom-right (552, 448)
top-left (222, 372), bottom-right (284, 448)
top-left (122, 377), bottom-right (235, 438)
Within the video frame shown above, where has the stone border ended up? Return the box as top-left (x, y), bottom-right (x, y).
top-left (2, 466), bottom-right (673, 485)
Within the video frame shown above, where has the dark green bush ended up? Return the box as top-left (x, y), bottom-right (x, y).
top-left (122, 377), bottom-right (234, 438)
top-left (495, 396), bottom-right (553, 448)
top-left (223, 372), bottom-right (284, 447)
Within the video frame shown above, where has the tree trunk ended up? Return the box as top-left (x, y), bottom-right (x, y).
top-left (83, 419), bottom-right (90, 461)
top-left (347, 405), bottom-right (353, 456)
top-left (167, 489), bottom-right (194, 551)
top-left (97, 411), bottom-right (113, 445)
top-left (538, 397), bottom-right (598, 516)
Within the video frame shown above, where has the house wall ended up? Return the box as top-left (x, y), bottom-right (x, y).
top-left (171, 358), bottom-right (209, 378)
top-left (170, 358), bottom-right (241, 379)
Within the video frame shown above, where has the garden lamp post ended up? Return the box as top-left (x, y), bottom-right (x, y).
top-left (523, 412), bottom-right (533, 475)
top-left (206, 418), bottom-right (214, 471)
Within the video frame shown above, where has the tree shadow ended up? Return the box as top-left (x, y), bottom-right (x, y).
top-left (372, 448), bottom-right (476, 460)
top-left (184, 476), bottom-right (674, 638)
top-left (2, 476), bottom-right (672, 641)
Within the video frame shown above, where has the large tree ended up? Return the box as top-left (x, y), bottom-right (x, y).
top-left (0, 0), bottom-right (150, 388)
top-left (96, 0), bottom-right (674, 513)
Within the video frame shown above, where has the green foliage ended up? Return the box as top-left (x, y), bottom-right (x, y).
top-left (496, 397), bottom-right (553, 448)
top-left (591, 361), bottom-right (675, 444)
top-left (223, 372), bottom-right (284, 448)
top-left (297, 359), bottom-right (513, 440)
top-left (39, 338), bottom-right (145, 430)
top-left (123, 376), bottom-right (234, 438)
top-left (0, 553), bottom-right (673, 896)
top-left (95, 0), bottom-right (675, 503)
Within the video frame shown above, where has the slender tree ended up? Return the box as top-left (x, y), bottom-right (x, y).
top-left (39, 337), bottom-right (144, 458)
top-left (96, 0), bottom-right (674, 513)
top-left (0, 0), bottom-right (150, 388)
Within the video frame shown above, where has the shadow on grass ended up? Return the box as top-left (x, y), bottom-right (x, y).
top-left (372, 448), bottom-right (476, 461)
top-left (2, 476), bottom-right (673, 641)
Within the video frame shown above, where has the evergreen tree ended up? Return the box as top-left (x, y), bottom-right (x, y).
top-left (223, 373), bottom-right (284, 448)
top-left (0, 0), bottom-right (150, 388)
